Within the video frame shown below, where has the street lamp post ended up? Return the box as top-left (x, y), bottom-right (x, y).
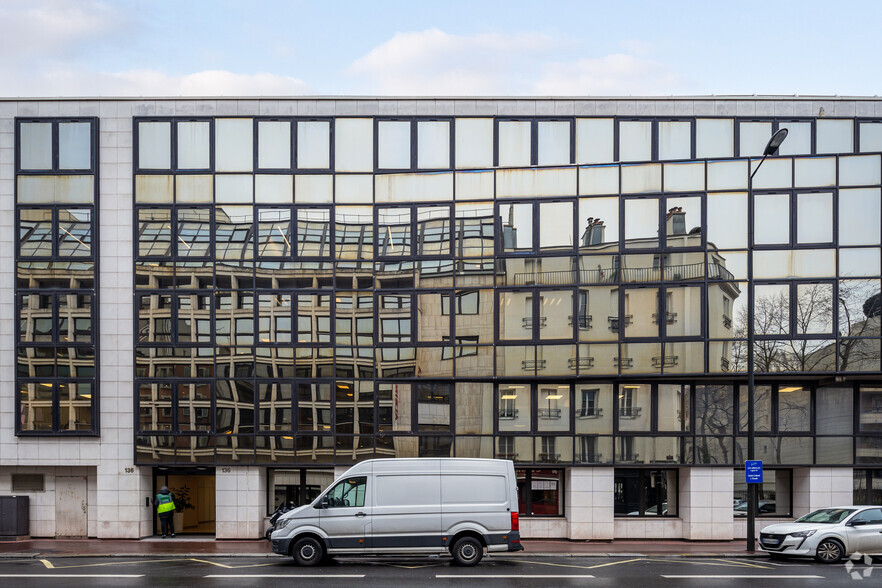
top-left (746, 127), bottom-right (788, 551)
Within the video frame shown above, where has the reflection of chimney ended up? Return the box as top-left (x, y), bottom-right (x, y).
top-left (666, 207), bottom-right (686, 236)
top-left (503, 206), bottom-right (517, 249)
top-left (581, 218), bottom-right (605, 246)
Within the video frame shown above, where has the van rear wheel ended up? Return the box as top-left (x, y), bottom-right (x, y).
top-left (292, 537), bottom-right (324, 566)
top-left (451, 536), bottom-right (483, 566)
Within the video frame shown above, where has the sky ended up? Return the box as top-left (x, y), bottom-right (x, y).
top-left (1, 0), bottom-right (881, 97)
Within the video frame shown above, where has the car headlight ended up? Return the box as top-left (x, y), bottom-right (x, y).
top-left (274, 518), bottom-right (291, 531)
top-left (788, 530), bottom-right (816, 538)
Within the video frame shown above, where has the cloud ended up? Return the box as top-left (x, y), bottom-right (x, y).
top-left (346, 28), bottom-right (567, 95)
top-left (346, 28), bottom-right (680, 96)
top-left (534, 54), bottom-right (682, 95)
top-left (1, 67), bottom-right (315, 97)
top-left (0, 0), bottom-right (126, 58)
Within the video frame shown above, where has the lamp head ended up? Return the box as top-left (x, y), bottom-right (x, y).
top-left (763, 128), bottom-right (788, 156)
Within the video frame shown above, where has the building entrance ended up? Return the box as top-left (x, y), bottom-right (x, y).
top-left (154, 467), bottom-right (216, 535)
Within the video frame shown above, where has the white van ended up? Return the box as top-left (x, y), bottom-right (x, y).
top-left (271, 458), bottom-right (523, 566)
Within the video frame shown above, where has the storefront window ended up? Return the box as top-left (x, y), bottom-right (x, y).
top-left (733, 469), bottom-right (792, 517)
top-left (516, 468), bottom-right (563, 516)
top-left (614, 469), bottom-right (678, 516)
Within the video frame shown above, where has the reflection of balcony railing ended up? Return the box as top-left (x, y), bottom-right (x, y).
top-left (609, 315), bottom-right (632, 332)
top-left (522, 359), bottom-right (546, 371)
top-left (538, 408), bottom-right (562, 419)
top-left (651, 355), bottom-right (679, 368)
top-left (568, 357), bottom-right (595, 369)
top-left (722, 315), bottom-right (732, 329)
top-left (538, 453), bottom-right (561, 463)
top-left (577, 407), bottom-right (603, 418)
top-left (522, 316), bottom-right (547, 329)
top-left (619, 407), bottom-right (643, 418)
top-left (618, 453), bottom-right (641, 462)
top-left (497, 452), bottom-right (518, 460)
top-left (511, 262), bottom-right (735, 286)
top-left (579, 453), bottom-right (602, 463)
top-left (499, 409), bottom-right (519, 419)
top-left (652, 311), bottom-right (677, 324)
top-left (569, 314), bottom-right (592, 329)
top-left (615, 357), bottom-right (633, 368)
top-left (721, 357), bottom-right (730, 371)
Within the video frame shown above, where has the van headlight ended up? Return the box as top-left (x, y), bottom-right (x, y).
top-left (788, 530), bottom-right (816, 538)
top-left (275, 518), bottom-right (291, 531)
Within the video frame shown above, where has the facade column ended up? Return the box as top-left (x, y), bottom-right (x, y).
top-left (216, 466), bottom-right (267, 539)
top-left (565, 467), bottom-right (614, 540)
top-left (792, 467), bottom-right (854, 518)
top-left (679, 467), bottom-right (734, 540)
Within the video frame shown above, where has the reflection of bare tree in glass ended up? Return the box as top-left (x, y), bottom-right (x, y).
top-left (732, 283), bottom-right (879, 373)
top-left (694, 385), bottom-right (733, 463)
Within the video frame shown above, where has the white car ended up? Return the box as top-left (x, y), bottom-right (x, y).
top-left (759, 506), bottom-right (882, 563)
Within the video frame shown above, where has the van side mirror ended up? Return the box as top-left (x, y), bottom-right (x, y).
top-left (316, 496), bottom-right (329, 509)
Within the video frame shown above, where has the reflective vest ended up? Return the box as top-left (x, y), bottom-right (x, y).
top-left (156, 493), bottom-right (175, 514)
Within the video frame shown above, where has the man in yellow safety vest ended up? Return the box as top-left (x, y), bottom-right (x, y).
top-left (154, 486), bottom-right (176, 538)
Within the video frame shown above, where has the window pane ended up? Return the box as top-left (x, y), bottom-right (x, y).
top-left (658, 121), bottom-right (691, 160)
top-left (739, 121), bottom-right (772, 157)
top-left (617, 383), bottom-right (650, 432)
top-left (335, 118), bottom-right (373, 172)
top-left (778, 121), bottom-right (812, 156)
top-left (797, 192), bottom-right (832, 243)
top-left (619, 120), bottom-right (651, 162)
top-left (624, 198), bottom-right (658, 247)
top-left (839, 188), bottom-right (881, 246)
top-left (455, 118), bottom-right (493, 168)
top-left (754, 284), bottom-right (789, 335)
top-left (539, 202), bottom-right (573, 250)
top-left (498, 384), bottom-right (530, 432)
top-left (578, 197), bottom-right (619, 246)
top-left (695, 384), bottom-right (734, 435)
top-left (258, 120), bottom-right (291, 169)
top-left (297, 120), bottom-right (330, 169)
top-left (177, 121), bottom-right (210, 169)
top-left (816, 385), bottom-right (852, 435)
top-left (738, 385), bottom-right (772, 433)
top-left (499, 203), bottom-right (533, 252)
top-left (859, 122), bottom-right (882, 152)
top-left (417, 120), bottom-right (450, 169)
top-left (537, 120), bottom-right (570, 166)
top-left (778, 386), bottom-right (811, 431)
top-left (817, 119), bottom-right (853, 154)
top-left (576, 118), bottom-right (614, 164)
top-left (859, 386), bottom-right (882, 433)
top-left (795, 283), bottom-right (833, 334)
top-left (378, 120), bottom-right (411, 169)
top-left (58, 122), bottom-right (91, 170)
top-left (216, 118), bottom-right (253, 172)
top-left (58, 208), bottom-right (92, 257)
top-left (138, 121), bottom-right (171, 169)
top-left (696, 118), bottom-right (734, 158)
top-left (658, 384), bottom-right (690, 432)
top-left (19, 122), bottom-right (53, 170)
top-left (755, 193), bottom-right (790, 245)
top-left (19, 208), bottom-right (53, 257)
top-left (498, 121), bottom-right (531, 167)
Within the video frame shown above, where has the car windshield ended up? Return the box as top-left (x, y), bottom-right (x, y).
top-left (794, 508), bottom-right (856, 524)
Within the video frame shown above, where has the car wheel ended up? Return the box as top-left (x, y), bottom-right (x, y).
top-left (815, 539), bottom-right (845, 564)
top-left (451, 536), bottom-right (483, 566)
top-left (292, 537), bottom-right (325, 566)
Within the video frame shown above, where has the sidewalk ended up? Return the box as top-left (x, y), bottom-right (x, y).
top-left (0, 537), bottom-right (766, 559)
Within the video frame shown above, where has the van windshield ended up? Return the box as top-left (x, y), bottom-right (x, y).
top-left (794, 508), bottom-right (856, 524)
top-left (323, 476), bottom-right (366, 508)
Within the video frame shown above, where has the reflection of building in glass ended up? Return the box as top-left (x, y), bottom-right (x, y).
top-left (4, 98), bottom-right (882, 543)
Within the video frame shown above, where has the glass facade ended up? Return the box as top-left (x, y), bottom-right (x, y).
top-left (126, 114), bottom-right (882, 467)
top-left (15, 118), bottom-right (99, 435)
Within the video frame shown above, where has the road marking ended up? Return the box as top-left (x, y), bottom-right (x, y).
top-left (0, 574), bottom-right (144, 578)
top-left (37, 557), bottom-right (277, 570)
top-left (644, 557), bottom-right (772, 570)
top-left (437, 574), bottom-right (595, 579)
top-left (205, 574), bottom-right (366, 578)
top-left (505, 557), bottom-right (641, 570)
top-left (662, 575), bottom-right (824, 579)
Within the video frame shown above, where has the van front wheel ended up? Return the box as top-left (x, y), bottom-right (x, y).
top-left (292, 537), bottom-right (324, 566)
top-left (451, 536), bottom-right (483, 566)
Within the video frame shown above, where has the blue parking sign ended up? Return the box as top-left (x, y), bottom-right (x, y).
top-left (745, 460), bottom-right (763, 484)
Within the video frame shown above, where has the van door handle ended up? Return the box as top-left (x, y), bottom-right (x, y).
top-left (355, 512), bottom-right (366, 518)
